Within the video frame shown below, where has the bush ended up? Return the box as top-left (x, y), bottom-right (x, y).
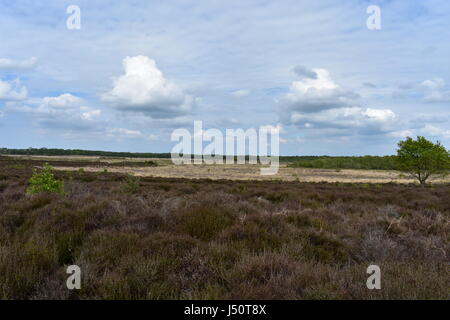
top-left (120, 174), bottom-right (140, 194)
top-left (26, 164), bottom-right (64, 195)
top-left (176, 207), bottom-right (234, 241)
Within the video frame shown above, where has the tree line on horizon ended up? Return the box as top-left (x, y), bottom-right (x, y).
top-left (1, 136), bottom-right (449, 185)
top-left (0, 147), bottom-right (397, 166)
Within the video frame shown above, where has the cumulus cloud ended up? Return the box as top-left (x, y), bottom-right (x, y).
top-left (282, 68), bottom-right (358, 114)
top-left (102, 55), bottom-right (194, 119)
top-left (16, 93), bottom-right (102, 131)
top-left (39, 93), bottom-right (84, 110)
top-left (280, 67), bottom-right (397, 137)
top-left (0, 79), bottom-right (27, 101)
top-left (0, 57), bottom-right (37, 70)
top-left (290, 107), bottom-right (396, 132)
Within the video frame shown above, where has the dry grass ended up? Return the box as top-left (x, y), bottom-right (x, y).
top-left (55, 163), bottom-right (450, 184)
top-left (0, 157), bottom-right (448, 299)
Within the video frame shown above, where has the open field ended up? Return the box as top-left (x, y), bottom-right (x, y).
top-left (2, 155), bottom-right (450, 184)
top-left (0, 156), bottom-right (449, 299)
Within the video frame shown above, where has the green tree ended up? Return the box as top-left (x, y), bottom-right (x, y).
top-left (27, 163), bottom-right (65, 195)
top-left (396, 136), bottom-right (450, 185)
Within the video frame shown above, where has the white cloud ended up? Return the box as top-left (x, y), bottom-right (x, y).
top-left (421, 78), bottom-right (445, 90)
top-left (282, 68), bottom-right (358, 114)
top-left (290, 107), bottom-right (396, 132)
top-left (106, 128), bottom-right (159, 141)
top-left (281, 68), bottom-right (396, 137)
top-left (39, 93), bottom-right (84, 110)
top-left (417, 78), bottom-right (450, 103)
top-left (420, 125), bottom-right (450, 139)
top-left (81, 110), bottom-right (101, 120)
top-left (102, 55), bottom-right (194, 118)
top-left (107, 128), bottom-right (144, 139)
top-left (16, 93), bottom-right (102, 131)
top-left (0, 57), bottom-right (37, 70)
top-left (0, 79), bottom-right (27, 101)
top-left (362, 108), bottom-right (396, 123)
top-left (231, 89), bottom-right (250, 98)
top-left (390, 125), bottom-right (450, 140)
top-left (389, 130), bottom-right (414, 139)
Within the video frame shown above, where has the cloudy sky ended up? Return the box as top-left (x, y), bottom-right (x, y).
top-left (0, 0), bottom-right (449, 155)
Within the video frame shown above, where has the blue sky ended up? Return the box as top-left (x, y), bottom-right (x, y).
top-left (0, 0), bottom-right (449, 155)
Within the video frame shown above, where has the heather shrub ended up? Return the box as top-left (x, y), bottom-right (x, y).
top-left (0, 158), bottom-right (449, 299)
top-left (55, 230), bottom-right (84, 264)
top-left (0, 241), bottom-right (57, 299)
top-left (176, 206), bottom-right (234, 241)
top-left (303, 232), bottom-right (350, 264)
top-left (264, 192), bottom-right (288, 204)
top-left (219, 220), bottom-right (286, 252)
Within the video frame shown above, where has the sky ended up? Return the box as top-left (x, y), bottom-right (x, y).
top-left (0, 0), bottom-right (449, 156)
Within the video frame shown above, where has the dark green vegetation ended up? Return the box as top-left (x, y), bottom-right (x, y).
top-left (397, 136), bottom-right (450, 185)
top-left (0, 158), bottom-right (449, 299)
top-left (0, 155), bottom-right (158, 168)
top-left (0, 147), bottom-right (171, 159)
top-left (288, 155), bottom-right (398, 170)
top-left (1, 147), bottom-right (397, 168)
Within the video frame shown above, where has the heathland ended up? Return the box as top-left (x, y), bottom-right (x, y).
top-left (0, 155), bottom-right (448, 299)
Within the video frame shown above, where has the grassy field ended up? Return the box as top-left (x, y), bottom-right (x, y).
top-left (0, 156), bottom-right (449, 299)
top-left (3, 154), bottom-right (450, 184)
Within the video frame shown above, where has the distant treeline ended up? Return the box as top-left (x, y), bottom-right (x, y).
top-left (0, 148), bottom-right (172, 159)
top-left (288, 156), bottom-right (398, 170)
top-left (0, 148), bottom-right (399, 169)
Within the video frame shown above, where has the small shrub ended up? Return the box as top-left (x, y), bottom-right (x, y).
top-left (231, 185), bottom-right (247, 194)
top-left (303, 232), bottom-right (349, 264)
top-left (26, 164), bottom-right (64, 195)
top-left (144, 160), bottom-right (158, 167)
top-left (120, 174), bottom-right (140, 194)
top-left (176, 207), bottom-right (234, 241)
top-left (264, 192), bottom-right (288, 204)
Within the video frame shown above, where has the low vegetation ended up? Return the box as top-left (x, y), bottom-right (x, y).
top-left (288, 155), bottom-right (398, 170)
top-left (26, 163), bottom-right (65, 195)
top-left (0, 159), bottom-right (448, 299)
